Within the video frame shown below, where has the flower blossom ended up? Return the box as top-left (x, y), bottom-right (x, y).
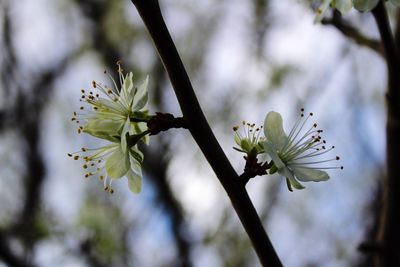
top-left (70, 62), bottom-right (149, 194)
top-left (262, 110), bottom-right (342, 191)
top-left (233, 121), bottom-right (265, 156)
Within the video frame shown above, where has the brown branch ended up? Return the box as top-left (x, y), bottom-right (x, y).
top-left (322, 11), bottom-right (383, 55)
top-left (0, 232), bottom-right (36, 267)
top-left (129, 1), bottom-right (282, 266)
top-left (371, 1), bottom-right (400, 266)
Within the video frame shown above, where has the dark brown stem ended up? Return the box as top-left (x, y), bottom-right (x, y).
top-left (322, 11), bottom-right (382, 55)
top-left (147, 112), bottom-right (188, 135)
top-left (372, 1), bottom-right (400, 266)
top-left (130, 0), bottom-right (282, 266)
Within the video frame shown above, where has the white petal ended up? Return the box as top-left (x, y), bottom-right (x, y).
top-left (278, 165), bottom-right (305, 190)
top-left (389, 0), bottom-right (400, 5)
top-left (263, 141), bottom-right (285, 169)
top-left (132, 76), bottom-right (149, 110)
top-left (353, 0), bottom-right (379, 12)
top-left (335, 0), bottom-right (353, 13)
top-left (292, 167), bottom-right (329, 182)
top-left (105, 145), bottom-right (130, 178)
top-left (264, 111), bottom-right (289, 151)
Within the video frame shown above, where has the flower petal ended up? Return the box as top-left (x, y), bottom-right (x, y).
top-left (127, 169), bottom-right (142, 193)
top-left (120, 118), bottom-right (131, 154)
top-left (83, 118), bottom-right (124, 141)
top-left (105, 145), bottom-right (130, 178)
top-left (132, 76), bottom-right (149, 111)
top-left (126, 155), bottom-right (142, 193)
top-left (335, 0), bottom-right (353, 14)
top-left (264, 111), bottom-right (289, 151)
top-left (278, 166), bottom-right (305, 190)
top-left (353, 0), bottom-right (379, 12)
top-left (119, 72), bottom-right (134, 108)
top-left (263, 141), bottom-right (285, 169)
top-left (292, 167), bottom-right (329, 182)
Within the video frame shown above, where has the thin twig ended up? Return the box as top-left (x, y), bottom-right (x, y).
top-left (129, 0), bottom-right (282, 266)
top-left (322, 11), bottom-right (383, 55)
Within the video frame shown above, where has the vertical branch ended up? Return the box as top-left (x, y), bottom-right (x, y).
top-left (372, 1), bottom-right (400, 266)
top-left (129, 1), bottom-right (282, 266)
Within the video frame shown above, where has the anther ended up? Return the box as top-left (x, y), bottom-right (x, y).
top-left (92, 81), bottom-right (96, 88)
top-left (336, 156), bottom-right (340, 160)
top-left (233, 126), bottom-right (239, 131)
top-left (83, 164), bottom-right (88, 169)
top-left (67, 153), bottom-right (73, 157)
top-left (81, 148), bottom-right (86, 152)
top-left (74, 156), bottom-right (79, 160)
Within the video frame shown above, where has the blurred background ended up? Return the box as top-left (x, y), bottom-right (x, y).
top-left (0, 0), bottom-right (391, 266)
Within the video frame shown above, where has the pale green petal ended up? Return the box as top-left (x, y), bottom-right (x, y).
top-left (126, 154), bottom-right (143, 193)
top-left (132, 76), bottom-right (149, 111)
top-left (105, 145), bottom-right (130, 178)
top-left (120, 72), bottom-right (134, 108)
top-left (335, 0), bottom-right (353, 13)
top-left (83, 118), bottom-right (124, 141)
top-left (264, 111), bottom-right (289, 151)
top-left (120, 118), bottom-right (131, 154)
top-left (292, 167), bottom-right (329, 182)
top-left (353, 0), bottom-right (379, 12)
top-left (127, 169), bottom-right (142, 193)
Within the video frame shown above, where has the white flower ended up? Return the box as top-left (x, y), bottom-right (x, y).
top-left (70, 63), bottom-right (150, 194)
top-left (68, 139), bottom-right (144, 194)
top-left (72, 62), bottom-right (149, 145)
top-left (262, 110), bottom-right (342, 191)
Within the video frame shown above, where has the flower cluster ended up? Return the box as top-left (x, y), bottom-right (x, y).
top-left (69, 62), bottom-right (150, 194)
top-left (234, 109), bottom-right (342, 191)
